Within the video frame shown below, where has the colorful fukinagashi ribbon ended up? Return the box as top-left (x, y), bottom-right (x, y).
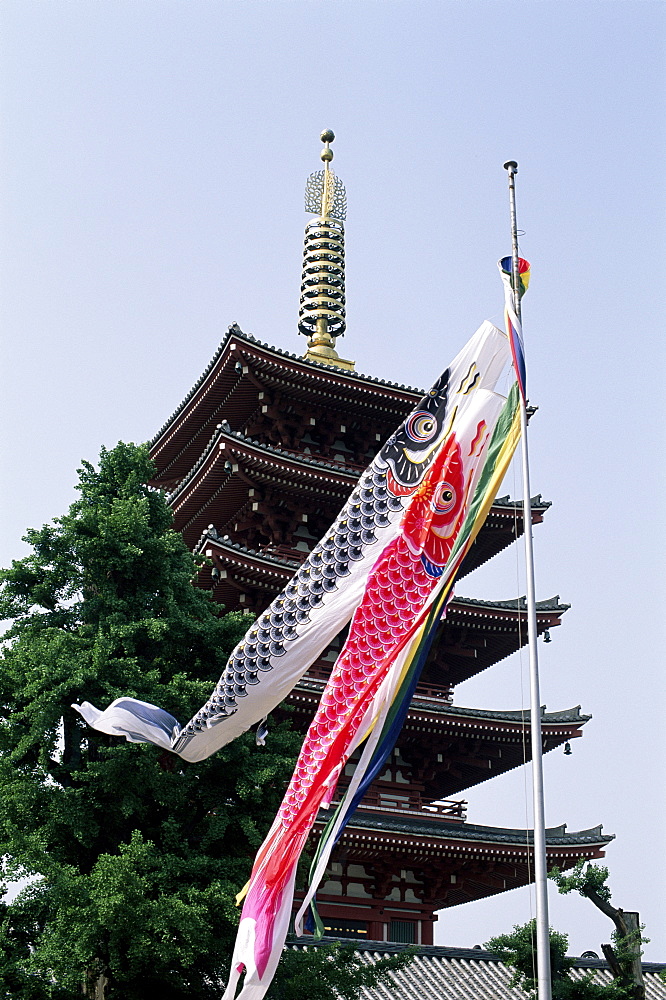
top-left (498, 255), bottom-right (530, 401)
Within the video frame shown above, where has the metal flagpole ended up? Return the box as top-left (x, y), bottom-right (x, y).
top-left (503, 160), bottom-right (553, 1000)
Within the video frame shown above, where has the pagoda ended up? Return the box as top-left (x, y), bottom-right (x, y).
top-left (148, 132), bottom-right (612, 947)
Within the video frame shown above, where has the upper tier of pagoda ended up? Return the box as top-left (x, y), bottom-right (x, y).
top-left (150, 325), bottom-right (421, 490)
top-left (148, 323), bottom-right (569, 705)
top-left (149, 326), bottom-right (550, 585)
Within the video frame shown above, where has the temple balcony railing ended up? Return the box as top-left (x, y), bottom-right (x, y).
top-left (352, 795), bottom-right (468, 824)
top-left (420, 799), bottom-right (467, 821)
top-left (412, 684), bottom-right (454, 703)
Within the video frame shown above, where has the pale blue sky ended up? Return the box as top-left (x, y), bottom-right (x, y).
top-left (1, 0), bottom-right (664, 959)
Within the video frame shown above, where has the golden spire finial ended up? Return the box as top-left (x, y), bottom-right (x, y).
top-left (299, 130), bottom-right (354, 372)
top-left (320, 129), bottom-right (335, 219)
top-left (320, 130), bottom-right (334, 163)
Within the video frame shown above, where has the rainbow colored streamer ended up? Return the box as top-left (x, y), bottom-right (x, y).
top-left (499, 256), bottom-right (530, 401)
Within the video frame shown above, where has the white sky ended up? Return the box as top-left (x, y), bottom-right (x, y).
top-left (1, 0), bottom-right (664, 961)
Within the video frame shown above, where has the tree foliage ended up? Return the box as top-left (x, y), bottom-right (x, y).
top-left (267, 941), bottom-right (415, 1000)
top-left (485, 920), bottom-right (633, 999)
top-left (0, 443), bottom-right (305, 999)
top-left (549, 863), bottom-right (647, 1000)
top-left (550, 862), bottom-right (613, 903)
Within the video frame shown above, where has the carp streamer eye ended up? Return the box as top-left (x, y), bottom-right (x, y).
top-left (405, 411), bottom-right (437, 444)
top-left (433, 482), bottom-right (457, 514)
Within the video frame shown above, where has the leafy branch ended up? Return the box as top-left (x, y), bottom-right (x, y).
top-left (549, 863), bottom-right (647, 1000)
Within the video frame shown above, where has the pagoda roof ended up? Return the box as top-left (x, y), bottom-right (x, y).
top-left (150, 325), bottom-right (422, 486)
top-left (196, 530), bottom-right (568, 678)
top-left (292, 677), bottom-right (588, 730)
top-left (395, 702), bottom-right (588, 799)
top-left (201, 530), bottom-right (301, 572)
top-left (172, 424), bottom-right (550, 558)
top-left (286, 940), bottom-right (666, 1000)
top-left (343, 813), bottom-right (611, 850)
top-left (323, 814), bottom-right (611, 909)
top-left (493, 493), bottom-right (551, 509)
top-left (166, 390), bottom-right (562, 627)
top-left (196, 530), bottom-right (568, 676)
top-left (195, 520), bottom-right (561, 623)
top-left (429, 595), bottom-right (569, 687)
top-left (170, 423), bottom-right (362, 498)
top-left (452, 594), bottom-right (567, 614)
top-left (289, 680), bottom-right (588, 798)
top-left (168, 423), bottom-right (358, 546)
top-left (152, 325), bottom-right (424, 449)
top-left (410, 701), bottom-right (589, 725)
top-left (457, 494), bottom-right (551, 578)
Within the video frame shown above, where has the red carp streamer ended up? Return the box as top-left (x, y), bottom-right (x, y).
top-left (225, 438), bottom-right (470, 995)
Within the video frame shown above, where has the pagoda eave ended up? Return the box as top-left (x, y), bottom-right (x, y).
top-left (193, 531), bottom-right (571, 655)
top-left (178, 467), bottom-right (552, 584)
top-left (305, 814), bottom-right (612, 919)
top-left (181, 476), bottom-right (552, 585)
top-left (457, 494), bottom-right (552, 579)
top-left (289, 678), bottom-right (588, 741)
top-left (167, 426), bottom-right (358, 548)
top-left (426, 595), bottom-right (570, 687)
top-left (150, 326), bottom-right (422, 486)
top-left (338, 813), bottom-right (611, 856)
top-left (287, 681), bottom-right (589, 800)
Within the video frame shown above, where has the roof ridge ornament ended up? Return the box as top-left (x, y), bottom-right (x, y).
top-left (299, 130), bottom-right (355, 372)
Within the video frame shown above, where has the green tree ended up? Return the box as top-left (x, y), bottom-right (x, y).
top-left (267, 941), bottom-right (415, 1000)
top-left (550, 863), bottom-right (647, 1000)
top-left (485, 920), bottom-right (633, 999)
top-left (0, 443), bottom-right (304, 999)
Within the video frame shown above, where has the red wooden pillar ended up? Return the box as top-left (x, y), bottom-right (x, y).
top-left (368, 919), bottom-right (386, 942)
top-left (421, 915), bottom-right (436, 946)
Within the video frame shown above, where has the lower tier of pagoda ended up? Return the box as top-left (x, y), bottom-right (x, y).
top-left (295, 815), bottom-right (613, 945)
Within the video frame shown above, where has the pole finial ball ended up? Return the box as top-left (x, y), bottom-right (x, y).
top-left (320, 147), bottom-right (334, 162)
top-left (320, 129), bottom-right (335, 143)
top-left (503, 160), bottom-right (518, 172)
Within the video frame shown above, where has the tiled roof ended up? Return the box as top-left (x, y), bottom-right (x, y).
top-left (222, 326), bottom-right (425, 394)
top-left (285, 939), bottom-right (666, 1000)
top-left (195, 528), bottom-right (301, 570)
top-left (151, 325), bottom-right (423, 449)
top-left (407, 701), bottom-right (590, 725)
top-left (343, 812), bottom-right (612, 849)
top-left (167, 420), bottom-right (360, 506)
top-left (453, 594), bottom-right (570, 613)
top-left (493, 493), bottom-right (552, 511)
top-left (194, 526), bottom-right (567, 616)
top-left (293, 677), bottom-right (589, 727)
